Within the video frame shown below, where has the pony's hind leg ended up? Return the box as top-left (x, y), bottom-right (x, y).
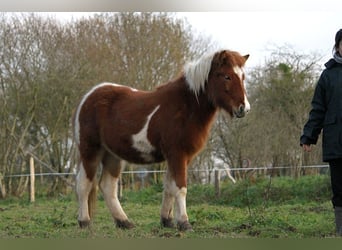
top-left (99, 153), bottom-right (134, 229)
top-left (76, 159), bottom-right (99, 228)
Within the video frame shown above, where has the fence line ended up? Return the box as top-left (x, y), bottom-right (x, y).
top-left (4, 164), bottom-right (329, 178)
top-left (2, 160), bottom-right (330, 202)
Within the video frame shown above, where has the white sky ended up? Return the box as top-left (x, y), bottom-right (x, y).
top-left (44, 11), bottom-right (341, 69)
top-left (176, 12), bottom-right (341, 68)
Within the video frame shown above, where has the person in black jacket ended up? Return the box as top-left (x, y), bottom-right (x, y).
top-left (300, 28), bottom-right (342, 236)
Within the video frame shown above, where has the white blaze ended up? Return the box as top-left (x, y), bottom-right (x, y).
top-left (244, 94), bottom-right (251, 112)
top-left (233, 66), bottom-right (243, 80)
top-left (233, 66), bottom-right (250, 112)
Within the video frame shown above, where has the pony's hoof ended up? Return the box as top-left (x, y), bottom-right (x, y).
top-left (161, 217), bottom-right (175, 228)
top-left (115, 219), bottom-right (135, 229)
top-left (177, 221), bottom-right (193, 232)
top-left (78, 220), bottom-right (90, 228)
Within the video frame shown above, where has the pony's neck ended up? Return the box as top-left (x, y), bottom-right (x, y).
top-left (194, 90), bottom-right (217, 125)
top-left (159, 74), bottom-right (218, 123)
top-left (181, 75), bottom-right (218, 127)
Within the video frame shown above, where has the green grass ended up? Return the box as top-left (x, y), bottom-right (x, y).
top-left (0, 175), bottom-right (337, 238)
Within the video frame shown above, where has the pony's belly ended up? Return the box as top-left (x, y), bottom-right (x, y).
top-left (118, 149), bottom-right (165, 164)
top-left (104, 136), bottom-right (164, 164)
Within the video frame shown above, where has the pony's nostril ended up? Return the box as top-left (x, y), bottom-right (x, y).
top-left (239, 105), bottom-right (245, 114)
top-left (234, 105), bottom-right (246, 118)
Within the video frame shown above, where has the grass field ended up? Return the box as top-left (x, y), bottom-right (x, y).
top-left (0, 175), bottom-right (338, 238)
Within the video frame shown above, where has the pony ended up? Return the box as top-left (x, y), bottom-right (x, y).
top-left (73, 49), bottom-right (250, 231)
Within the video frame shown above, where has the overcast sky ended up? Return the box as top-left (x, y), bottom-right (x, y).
top-left (44, 11), bottom-right (340, 69)
top-left (177, 12), bottom-right (341, 68)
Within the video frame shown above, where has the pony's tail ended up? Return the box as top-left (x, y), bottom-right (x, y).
top-left (88, 176), bottom-right (97, 220)
top-left (72, 106), bottom-right (98, 224)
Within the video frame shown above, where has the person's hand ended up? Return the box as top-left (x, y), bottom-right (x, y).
top-left (302, 144), bottom-right (312, 152)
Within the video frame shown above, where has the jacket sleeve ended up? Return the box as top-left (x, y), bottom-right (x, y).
top-left (300, 72), bottom-right (327, 145)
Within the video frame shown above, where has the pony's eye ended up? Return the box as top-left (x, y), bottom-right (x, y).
top-left (224, 75), bottom-right (231, 81)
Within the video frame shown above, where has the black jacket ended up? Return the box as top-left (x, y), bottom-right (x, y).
top-left (300, 58), bottom-right (342, 162)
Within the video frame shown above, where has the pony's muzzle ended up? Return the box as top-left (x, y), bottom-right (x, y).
top-left (234, 104), bottom-right (249, 118)
top-left (235, 96), bottom-right (250, 118)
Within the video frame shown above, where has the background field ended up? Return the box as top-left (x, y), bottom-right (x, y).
top-left (0, 175), bottom-right (337, 238)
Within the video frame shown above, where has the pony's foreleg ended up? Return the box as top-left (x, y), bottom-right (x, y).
top-left (100, 155), bottom-right (134, 229)
top-left (76, 163), bottom-right (94, 228)
top-left (174, 184), bottom-right (192, 231)
top-left (161, 167), bottom-right (192, 231)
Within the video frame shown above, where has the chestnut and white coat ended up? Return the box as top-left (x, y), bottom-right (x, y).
top-left (74, 49), bottom-right (250, 231)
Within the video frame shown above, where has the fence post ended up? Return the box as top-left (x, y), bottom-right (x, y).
top-left (29, 156), bottom-right (35, 203)
top-left (118, 174), bottom-right (123, 199)
top-left (214, 169), bottom-right (221, 198)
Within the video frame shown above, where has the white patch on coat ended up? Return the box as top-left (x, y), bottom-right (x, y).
top-left (112, 83), bottom-right (138, 92)
top-left (76, 164), bottom-right (93, 222)
top-left (132, 105), bottom-right (160, 161)
top-left (175, 186), bottom-right (188, 222)
top-left (75, 82), bottom-right (138, 145)
top-left (162, 178), bottom-right (188, 223)
top-left (99, 169), bottom-right (128, 221)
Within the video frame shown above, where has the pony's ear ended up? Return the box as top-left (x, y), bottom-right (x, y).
top-left (243, 54), bottom-right (250, 61)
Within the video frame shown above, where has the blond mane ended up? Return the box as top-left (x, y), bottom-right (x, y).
top-left (184, 50), bottom-right (220, 97)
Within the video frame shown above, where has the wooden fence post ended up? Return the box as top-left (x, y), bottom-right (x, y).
top-left (214, 169), bottom-right (221, 198)
top-left (118, 174), bottom-right (123, 199)
top-left (29, 156), bottom-right (35, 203)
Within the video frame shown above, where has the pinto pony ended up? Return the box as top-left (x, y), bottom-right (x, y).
top-left (74, 49), bottom-right (250, 231)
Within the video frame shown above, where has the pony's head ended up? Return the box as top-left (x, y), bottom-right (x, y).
top-left (184, 50), bottom-right (250, 118)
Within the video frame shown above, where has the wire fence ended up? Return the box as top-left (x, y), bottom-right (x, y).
top-left (4, 164), bottom-right (329, 178)
top-left (1, 159), bottom-right (330, 201)
top-left (2, 150), bottom-right (329, 179)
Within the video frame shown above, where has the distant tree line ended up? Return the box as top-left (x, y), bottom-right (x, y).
top-left (0, 13), bottom-right (323, 198)
top-left (196, 45), bottom-right (323, 182)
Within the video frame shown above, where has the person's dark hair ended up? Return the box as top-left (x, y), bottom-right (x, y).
top-left (334, 29), bottom-right (342, 52)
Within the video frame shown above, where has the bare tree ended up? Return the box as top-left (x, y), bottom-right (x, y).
top-left (208, 45), bottom-right (323, 179)
top-left (0, 12), bottom-right (213, 197)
